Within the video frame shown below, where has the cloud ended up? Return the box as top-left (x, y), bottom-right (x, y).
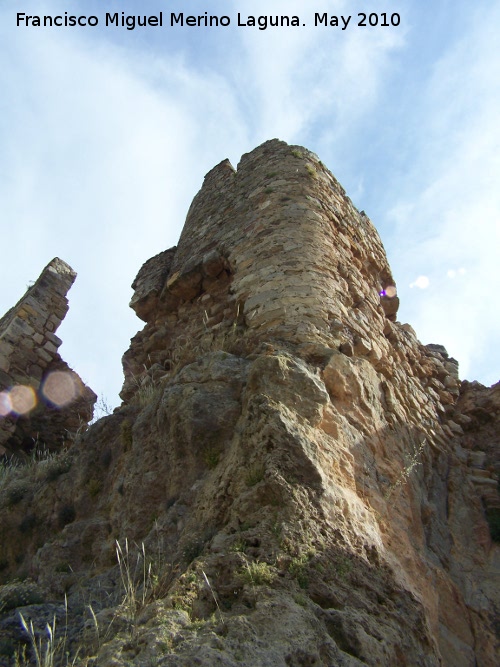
top-left (386, 1), bottom-right (500, 384)
top-left (409, 276), bottom-right (430, 289)
top-left (0, 10), bottom-right (250, 402)
top-left (1, 0), bottom-right (410, 404)
top-left (233, 0), bottom-right (406, 145)
top-left (5, 0), bottom-right (495, 403)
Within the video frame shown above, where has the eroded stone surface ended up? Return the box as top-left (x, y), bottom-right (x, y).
top-left (0, 143), bottom-right (498, 667)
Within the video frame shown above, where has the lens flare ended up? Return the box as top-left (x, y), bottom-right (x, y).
top-left (379, 285), bottom-right (397, 298)
top-left (0, 391), bottom-right (11, 417)
top-left (42, 371), bottom-right (78, 407)
top-left (9, 385), bottom-right (37, 416)
top-left (385, 285), bottom-right (397, 297)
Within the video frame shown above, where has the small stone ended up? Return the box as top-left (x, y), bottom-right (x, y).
top-left (339, 342), bottom-right (354, 357)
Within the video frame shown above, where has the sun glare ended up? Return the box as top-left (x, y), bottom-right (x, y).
top-left (42, 371), bottom-right (79, 407)
top-left (8, 385), bottom-right (37, 416)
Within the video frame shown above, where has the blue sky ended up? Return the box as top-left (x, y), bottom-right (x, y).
top-left (1, 0), bottom-right (499, 407)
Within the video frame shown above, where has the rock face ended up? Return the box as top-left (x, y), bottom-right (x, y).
top-left (0, 258), bottom-right (96, 457)
top-left (0, 141), bottom-right (498, 667)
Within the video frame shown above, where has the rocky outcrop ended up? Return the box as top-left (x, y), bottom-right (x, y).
top-left (0, 258), bottom-right (96, 458)
top-left (0, 142), bottom-right (498, 667)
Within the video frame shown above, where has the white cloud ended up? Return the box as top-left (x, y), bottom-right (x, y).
top-left (233, 0), bottom-right (406, 145)
top-left (1, 0), bottom-right (409, 404)
top-left (0, 14), bottom-right (249, 403)
top-left (3, 0), bottom-right (496, 405)
top-left (387, 2), bottom-right (500, 384)
top-left (409, 276), bottom-right (430, 289)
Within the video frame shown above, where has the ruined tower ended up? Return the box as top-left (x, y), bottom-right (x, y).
top-left (0, 141), bottom-right (497, 666)
top-left (122, 140), bottom-right (400, 399)
top-left (0, 258), bottom-right (96, 457)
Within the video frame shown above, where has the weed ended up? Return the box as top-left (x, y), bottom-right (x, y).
top-left (133, 381), bottom-right (162, 408)
top-left (183, 539), bottom-right (204, 563)
top-left (203, 447), bottom-right (220, 470)
top-left (293, 593), bottom-right (308, 607)
top-left (288, 554), bottom-right (310, 589)
top-left (332, 554), bottom-right (352, 579)
top-left (0, 456), bottom-right (19, 488)
top-left (44, 454), bottom-right (72, 482)
top-left (245, 463), bottom-right (265, 487)
top-left (291, 149), bottom-right (303, 158)
top-left (87, 479), bottom-right (101, 498)
top-left (305, 164), bottom-right (317, 179)
top-left (89, 395), bottom-right (113, 425)
top-left (115, 539), bottom-right (152, 621)
top-left (385, 438), bottom-right (427, 500)
top-left (239, 560), bottom-right (275, 586)
top-left (17, 597), bottom-right (76, 667)
top-left (229, 538), bottom-right (247, 554)
top-left (7, 484), bottom-right (28, 507)
top-left (18, 613), bottom-right (58, 667)
top-left (265, 187), bottom-right (274, 194)
top-left (271, 518), bottom-right (282, 537)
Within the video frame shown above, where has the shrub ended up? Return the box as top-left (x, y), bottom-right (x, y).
top-left (87, 479), bottom-right (101, 497)
top-left (203, 447), bottom-right (220, 470)
top-left (289, 554), bottom-right (310, 589)
top-left (239, 561), bottom-right (275, 586)
top-left (245, 464), bottom-right (265, 487)
top-left (305, 164), bottom-right (317, 179)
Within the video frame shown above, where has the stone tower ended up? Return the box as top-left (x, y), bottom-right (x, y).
top-left (122, 139), bottom-right (399, 399)
top-left (0, 141), bottom-right (497, 666)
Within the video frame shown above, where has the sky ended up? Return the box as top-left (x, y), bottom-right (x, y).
top-left (1, 0), bottom-right (499, 410)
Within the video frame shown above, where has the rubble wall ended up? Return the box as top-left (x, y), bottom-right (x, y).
top-left (0, 258), bottom-right (96, 456)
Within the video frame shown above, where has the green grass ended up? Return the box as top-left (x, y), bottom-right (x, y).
top-left (239, 561), bottom-right (275, 586)
top-left (245, 463), bottom-right (265, 487)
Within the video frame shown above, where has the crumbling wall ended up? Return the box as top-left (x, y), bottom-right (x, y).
top-left (0, 258), bottom-right (96, 457)
top-left (121, 139), bottom-right (400, 399)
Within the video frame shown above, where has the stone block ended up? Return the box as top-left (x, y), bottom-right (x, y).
top-left (202, 249), bottom-right (225, 278)
top-left (45, 332), bottom-right (62, 347)
top-left (0, 341), bottom-right (13, 358)
top-left (38, 348), bottom-right (53, 364)
top-left (354, 336), bottom-right (372, 356)
top-left (43, 340), bottom-right (58, 355)
top-left (165, 269), bottom-right (202, 301)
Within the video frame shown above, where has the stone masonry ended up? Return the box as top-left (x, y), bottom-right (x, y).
top-left (0, 258), bottom-right (96, 457)
top-left (122, 140), bottom-right (400, 399)
top-left (0, 141), bottom-right (497, 666)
